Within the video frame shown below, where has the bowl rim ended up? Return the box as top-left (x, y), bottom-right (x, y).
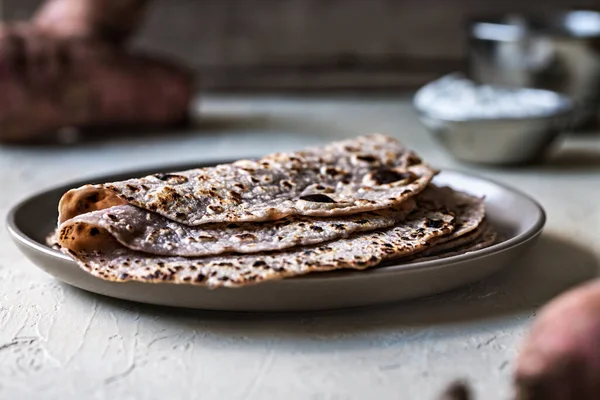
top-left (412, 73), bottom-right (576, 124)
top-left (413, 106), bottom-right (575, 124)
top-left (467, 10), bottom-right (600, 40)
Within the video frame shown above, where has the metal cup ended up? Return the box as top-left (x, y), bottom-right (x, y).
top-left (467, 10), bottom-right (600, 128)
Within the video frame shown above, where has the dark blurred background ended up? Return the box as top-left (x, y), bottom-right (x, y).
top-left (3, 0), bottom-right (597, 92)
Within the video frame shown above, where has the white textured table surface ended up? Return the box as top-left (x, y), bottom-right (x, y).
top-left (1, 95), bottom-right (599, 400)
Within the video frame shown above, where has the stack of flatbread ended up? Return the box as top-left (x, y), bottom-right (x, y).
top-left (49, 134), bottom-right (496, 288)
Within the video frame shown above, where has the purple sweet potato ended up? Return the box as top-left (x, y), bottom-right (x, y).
top-left (0, 26), bottom-right (193, 142)
top-left (34, 0), bottom-right (150, 44)
top-left (514, 279), bottom-right (600, 400)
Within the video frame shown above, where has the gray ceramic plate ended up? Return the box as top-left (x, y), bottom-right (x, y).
top-left (7, 161), bottom-right (545, 312)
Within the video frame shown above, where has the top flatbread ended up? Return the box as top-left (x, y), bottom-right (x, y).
top-left (57, 134), bottom-right (436, 225)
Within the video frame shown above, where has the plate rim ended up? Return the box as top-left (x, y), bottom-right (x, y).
top-left (6, 161), bottom-right (546, 283)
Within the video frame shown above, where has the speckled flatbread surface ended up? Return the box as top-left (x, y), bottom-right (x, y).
top-left (404, 227), bottom-right (498, 263)
top-left (51, 134), bottom-right (497, 288)
top-left (61, 196), bottom-right (457, 288)
top-left (56, 199), bottom-right (416, 257)
top-left (57, 134), bottom-right (436, 225)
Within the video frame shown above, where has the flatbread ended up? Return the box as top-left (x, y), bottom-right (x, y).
top-left (62, 204), bottom-right (456, 288)
top-left (57, 134), bottom-right (436, 225)
top-left (417, 186), bottom-right (485, 242)
top-left (402, 221), bottom-right (488, 263)
top-left (420, 222), bottom-right (488, 256)
top-left (382, 189), bottom-right (486, 264)
top-left (56, 199), bottom-right (416, 257)
top-left (404, 227), bottom-right (497, 263)
top-left (56, 187), bottom-right (487, 288)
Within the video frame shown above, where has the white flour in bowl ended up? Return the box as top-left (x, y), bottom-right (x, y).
top-left (413, 73), bottom-right (573, 120)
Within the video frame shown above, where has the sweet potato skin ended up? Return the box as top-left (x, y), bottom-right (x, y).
top-left (514, 279), bottom-right (600, 400)
top-left (0, 26), bottom-right (194, 143)
top-left (33, 0), bottom-right (151, 45)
